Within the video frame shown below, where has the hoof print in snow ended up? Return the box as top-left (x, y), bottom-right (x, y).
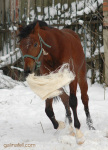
top-left (70, 131), bottom-right (75, 137)
top-left (58, 135), bottom-right (74, 146)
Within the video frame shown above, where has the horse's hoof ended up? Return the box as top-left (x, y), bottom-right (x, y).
top-left (86, 118), bottom-right (95, 130)
top-left (89, 126), bottom-right (95, 130)
top-left (87, 123), bottom-right (95, 130)
top-left (76, 137), bottom-right (85, 145)
top-left (69, 125), bottom-right (75, 136)
top-left (75, 129), bottom-right (85, 145)
top-left (57, 121), bottom-right (65, 129)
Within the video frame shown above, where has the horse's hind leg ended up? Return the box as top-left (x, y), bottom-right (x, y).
top-left (69, 79), bottom-right (80, 129)
top-left (45, 98), bottom-right (65, 129)
top-left (78, 62), bottom-right (95, 130)
top-left (69, 79), bottom-right (85, 144)
top-left (60, 92), bottom-right (72, 124)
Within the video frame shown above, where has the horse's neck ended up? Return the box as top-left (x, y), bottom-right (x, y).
top-left (40, 28), bottom-right (62, 60)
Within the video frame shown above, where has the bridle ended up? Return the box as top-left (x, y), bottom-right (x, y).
top-left (22, 33), bottom-right (51, 70)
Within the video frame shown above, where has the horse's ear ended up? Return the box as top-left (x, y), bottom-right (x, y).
top-left (34, 22), bottom-right (47, 40)
top-left (34, 22), bottom-right (40, 33)
top-left (18, 24), bottom-right (23, 32)
top-left (16, 24), bottom-right (23, 36)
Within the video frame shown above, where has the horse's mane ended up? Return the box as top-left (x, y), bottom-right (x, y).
top-left (18, 20), bottom-right (52, 41)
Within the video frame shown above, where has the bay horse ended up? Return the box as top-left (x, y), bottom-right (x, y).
top-left (18, 20), bottom-right (95, 144)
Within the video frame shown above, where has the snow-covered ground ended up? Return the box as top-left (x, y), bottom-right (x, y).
top-left (0, 73), bottom-right (108, 150)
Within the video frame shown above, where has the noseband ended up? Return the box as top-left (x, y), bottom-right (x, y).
top-left (22, 33), bottom-right (51, 70)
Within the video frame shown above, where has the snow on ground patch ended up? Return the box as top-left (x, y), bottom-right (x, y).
top-left (0, 75), bottom-right (108, 150)
top-left (0, 70), bottom-right (21, 89)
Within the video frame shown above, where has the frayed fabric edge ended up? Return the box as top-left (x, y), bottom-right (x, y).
top-left (26, 63), bottom-right (75, 100)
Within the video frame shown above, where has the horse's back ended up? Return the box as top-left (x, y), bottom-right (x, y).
top-left (43, 26), bottom-right (85, 74)
top-left (61, 28), bottom-right (81, 41)
top-left (60, 28), bottom-right (86, 74)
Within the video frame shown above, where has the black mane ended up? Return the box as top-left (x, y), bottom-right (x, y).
top-left (18, 20), bottom-right (52, 41)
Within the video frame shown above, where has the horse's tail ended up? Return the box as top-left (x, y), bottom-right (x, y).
top-left (53, 96), bottom-right (60, 103)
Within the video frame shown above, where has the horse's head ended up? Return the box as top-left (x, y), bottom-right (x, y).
top-left (19, 23), bottom-right (46, 77)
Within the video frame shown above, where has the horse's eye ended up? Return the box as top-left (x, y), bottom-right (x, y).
top-left (34, 43), bottom-right (38, 47)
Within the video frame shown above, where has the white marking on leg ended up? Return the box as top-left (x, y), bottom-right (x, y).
top-left (75, 129), bottom-right (85, 145)
top-left (57, 121), bottom-right (65, 129)
top-left (69, 124), bottom-right (75, 136)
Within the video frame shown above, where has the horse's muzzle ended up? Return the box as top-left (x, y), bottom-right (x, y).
top-left (35, 69), bottom-right (40, 76)
top-left (24, 67), bottom-right (32, 77)
top-left (24, 67), bottom-right (40, 77)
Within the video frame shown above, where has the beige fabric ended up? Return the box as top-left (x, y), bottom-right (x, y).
top-left (57, 121), bottom-right (65, 129)
top-left (75, 129), bottom-right (85, 145)
top-left (76, 129), bottom-right (84, 139)
top-left (26, 64), bottom-right (75, 100)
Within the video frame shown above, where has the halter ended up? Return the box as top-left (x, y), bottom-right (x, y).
top-left (22, 33), bottom-right (51, 70)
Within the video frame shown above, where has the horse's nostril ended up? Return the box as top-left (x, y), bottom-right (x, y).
top-left (27, 70), bottom-right (31, 74)
top-left (35, 69), bottom-right (40, 76)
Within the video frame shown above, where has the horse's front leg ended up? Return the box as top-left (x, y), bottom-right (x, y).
top-left (45, 98), bottom-right (65, 129)
top-left (59, 92), bottom-right (75, 136)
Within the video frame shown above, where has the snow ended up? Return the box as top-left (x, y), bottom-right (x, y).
top-left (9, 26), bottom-right (17, 31)
top-left (0, 71), bottom-right (21, 89)
top-left (0, 48), bottom-right (21, 68)
top-left (11, 66), bottom-right (24, 72)
top-left (0, 72), bottom-right (108, 150)
top-left (49, 7), bottom-right (57, 18)
top-left (62, 4), bottom-right (68, 11)
top-left (94, 46), bottom-right (104, 56)
top-left (78, 20), bottom-right (84, 25)
top-left (30, 10), bottom-right (35, 21)
top-left (28, 0), bottom-right (103, 27)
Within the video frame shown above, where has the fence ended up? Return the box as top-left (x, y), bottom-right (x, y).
top-left (0, 0), bottom-right (104, 83)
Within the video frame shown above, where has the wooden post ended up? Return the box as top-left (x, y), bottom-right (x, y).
top-left (34, 0), bottom-right (37, 20)
top-left (10, 0), bottom-right (14, 22)
top-left (48, 0), bottom-right (50, 24)
top-left (27, 0), bottom-right (30, 22)
top-left (103, 0), bottom-right (108, 86)
top-left (75, 0), bottom-right (78, 33)
top-left (3, 0), bottom-right (6, 25)
top-left (15, 0), bottom-right (19, 22)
